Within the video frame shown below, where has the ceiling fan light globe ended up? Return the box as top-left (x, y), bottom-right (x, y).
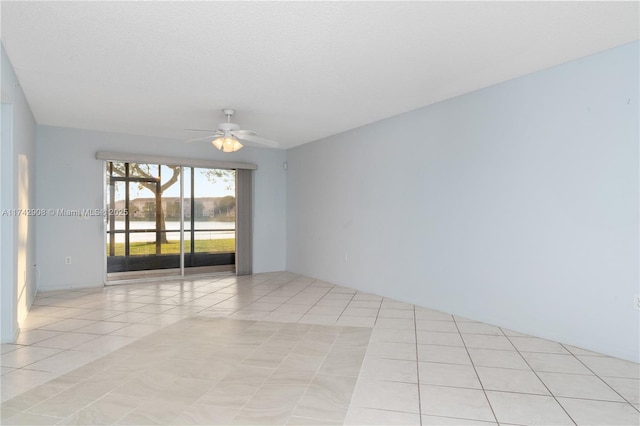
top-left (212, 137), bottom-right (224, 150)
top-left (212, 135), bottom-right (243, 153)
top-left (231, 139), bottom-right (243, 152)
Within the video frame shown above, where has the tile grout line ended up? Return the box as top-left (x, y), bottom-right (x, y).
top-left (208, 273), bottom-right (307, 317)
top-left (290, 281), bottom-right (334, 321)
top-left (296, 281), bottom-right (338, 323)
top-left (371, 296), bottom-right (384, 326)
top-left (452, 315), bottom-right (500, 425)
top-left (559, 342), bottom-right (640, 413)
top-left (413, 304), bottom-right (423, 426)
top-left (335, 290), bottom-right (360, 323)
top-left (500, 329), bottom-right (578, 426)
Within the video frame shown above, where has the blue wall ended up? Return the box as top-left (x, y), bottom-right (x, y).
top-left (287, 41), bottom-right (639, 362)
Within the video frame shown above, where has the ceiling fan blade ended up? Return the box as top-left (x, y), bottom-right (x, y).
top-left (184, 133), bottom-right (221, 143)
top-left (233, 129), bottom-right (257, 136)
top-left (185, 128), bottom-right (218, 132)
top-left (233, 132), bottom-right (280, 148)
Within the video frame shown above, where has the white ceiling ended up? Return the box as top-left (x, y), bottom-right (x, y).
top-left (1, 1), bottom-right (638, 149)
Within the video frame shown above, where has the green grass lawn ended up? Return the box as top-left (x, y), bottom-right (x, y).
top-left (108, 239), bottom-right (235, 256)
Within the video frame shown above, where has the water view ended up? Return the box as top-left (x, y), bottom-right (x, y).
top-left (109, 220), bottom-right (235, 243)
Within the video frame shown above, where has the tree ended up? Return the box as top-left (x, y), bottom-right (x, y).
top-left (166, 200), bottom-right (181, 220)
top-left (201, 169), bottom-right (235, 192)
top-left (202, 169), bottom-right (235, 220)
top-left (110, 162), bottom-right (180, 244)
top-left (217, 195), bottom-right (236, 218)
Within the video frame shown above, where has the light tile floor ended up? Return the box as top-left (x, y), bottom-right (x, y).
top-left (1, 271), bottom-right (639, 425)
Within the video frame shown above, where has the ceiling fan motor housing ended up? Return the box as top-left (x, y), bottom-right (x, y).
top-left (219, 122), bottom-right (240, 131)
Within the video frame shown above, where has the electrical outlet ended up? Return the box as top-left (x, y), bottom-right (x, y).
top-left (635, 295), bottom-right (640, 310)
top-left (65, 256), bottom-right (71, 265)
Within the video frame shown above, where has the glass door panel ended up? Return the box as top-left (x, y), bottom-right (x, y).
top-left (184, 167), bottom-right (236, 273)
top-left (106, 161), bottom-right (180, 275)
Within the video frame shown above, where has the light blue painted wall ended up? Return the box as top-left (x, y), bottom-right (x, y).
top-left (0, 103), bottom-right (16, 342)
top-left (287, 41), bottom-right (640, 362)
top-left (36, 126), bottom-right (287, 290)
top-left (1, 44), bottom-right (38, 342)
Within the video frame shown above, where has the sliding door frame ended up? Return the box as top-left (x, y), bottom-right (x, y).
top-left (98, 152), bottom-right (256, 284)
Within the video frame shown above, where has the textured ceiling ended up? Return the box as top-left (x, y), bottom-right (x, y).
top-left (1, 1), bottom-right (638, 149)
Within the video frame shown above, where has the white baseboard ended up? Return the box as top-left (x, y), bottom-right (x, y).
top-left (36, 282), bottom-right (104, 292)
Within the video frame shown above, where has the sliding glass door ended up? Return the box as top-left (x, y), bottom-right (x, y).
top-left (105, 161), bottom-right (236, 280)
top-left (183, 166), bottom-right (236, 272)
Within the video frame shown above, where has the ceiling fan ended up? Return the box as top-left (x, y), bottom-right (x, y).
top-left (185, 109), bottom-right (280, 152)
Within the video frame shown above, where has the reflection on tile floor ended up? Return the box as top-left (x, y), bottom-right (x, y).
top-left (1, 271), bottom-right (639, 425)
top-left (5, 318), bottom-right (368, 425)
